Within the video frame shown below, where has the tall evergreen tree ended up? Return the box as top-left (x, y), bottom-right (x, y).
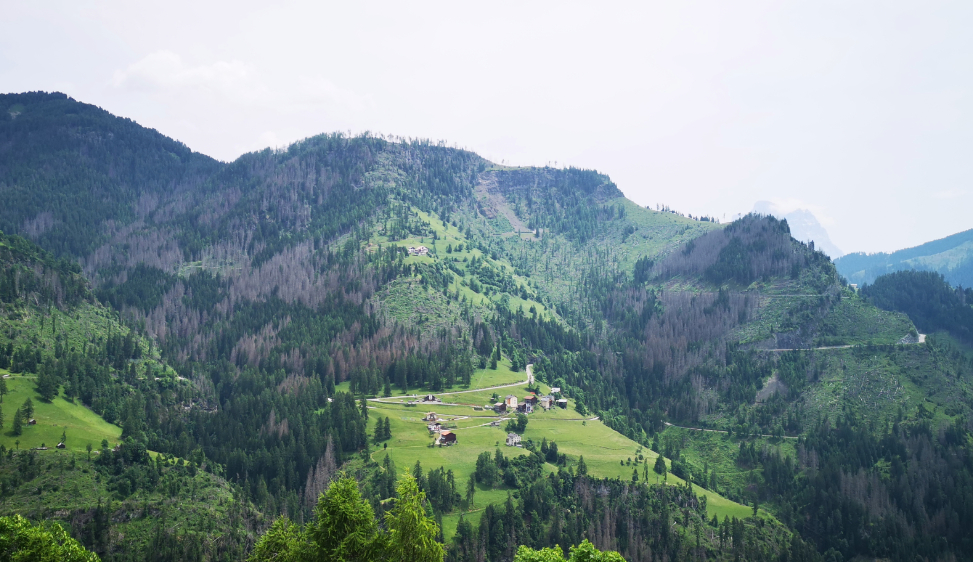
top-left (654, 455), bottom-right (667, 476)
top-left (310, 475), bottom-right (379, 561)
top-left (466, 477), bottom-right (476, 508)
top-left (384, 475), bottom-right (445, 562)
top-left (36, 364), bottom-right (58, 402)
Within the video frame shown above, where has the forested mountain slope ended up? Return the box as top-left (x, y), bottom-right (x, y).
top-left (862, 270), bottom-right (973, 342)
top-left (2, 91), bottom-right (972, 561)
top-left (0, 229), bottom-right (261, 561)
top-left (0, 92), bottom-right (221, 257)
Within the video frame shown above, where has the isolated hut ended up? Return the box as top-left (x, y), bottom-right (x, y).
top-left (437, 430), bottom-right (457, 446)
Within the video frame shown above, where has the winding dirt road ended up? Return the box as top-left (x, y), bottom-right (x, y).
top-left (664, 422), bottom-right (798, 440)
top-left (762, 333), bottom-right (925, 352)
top-left (369, 364), bottom-right (534, 404)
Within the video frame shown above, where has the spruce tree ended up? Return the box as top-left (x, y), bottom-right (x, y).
top-left (310, 475), bottom-right (379, 560)
top-left (36, 366), bottom-right (58, 402)
top-left (654, 455), bottom-right (667, 476)
top-left (412, 461), bottom-right (426, 492)
top-left (384, 475), bottom-right (445, 562)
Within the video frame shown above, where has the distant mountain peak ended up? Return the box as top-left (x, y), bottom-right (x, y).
top-left (751, 201), bottom-right (843, 258)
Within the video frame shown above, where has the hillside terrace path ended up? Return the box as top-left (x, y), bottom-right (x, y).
top-left (367, 364), bottom-right (600, 425)
top-left (762, 333), bottom-right (925, 352)
top-left (663, 334), bottom-right (928, 438)
top-left (427, 413), bottom-right (598, 431)
top-left (663, 422), bottom-right (798, 440)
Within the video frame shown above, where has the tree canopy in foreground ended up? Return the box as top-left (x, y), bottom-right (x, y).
top-left (0, 514), bottom-right (100, 562)
top-left (250, 472), bottom-right (446, 562)
top-left (513, 541), bottom-right (625, 562)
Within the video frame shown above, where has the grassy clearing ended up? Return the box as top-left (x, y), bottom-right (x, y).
top-left (1, 302), bottom-right (167, 370)
top-left (519, 417), bottom-right (753, 521)
top-left (0, 452), bottom-right (230, 517)
top-left (801, 341), bottom-right (973, 427)
top-left (337, 357), bottom-right (527, 398)
top-left (492, 198), bottom-right (721, 308)
top-left (814, 294), bottom-right (915, 346)
top-left (468, 360), bottom-right (526, 390)
top-left (610, 198), bottom-right (722, 270)
top-left (367, 401), bottom-right (530, 538)
top-left (732, 284), bottom-right (916, 348)
top-left (367, 391), bottom-right (757, 540)
top-left (658, 426), bottom-right (796, 511)
top-left (729, 279), bottom-right (830, 345)
top-left (370, 205), bottom-right (555, 323)
top-left (0, 371), bottom-right (121, 453)
top-left (379, 277), bottom-right (473, 333)
top-left (0, 448), bottom-right (256, 559)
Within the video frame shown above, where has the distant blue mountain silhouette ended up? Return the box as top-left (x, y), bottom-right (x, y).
top-left (835, 228), bottom-right (973, 289)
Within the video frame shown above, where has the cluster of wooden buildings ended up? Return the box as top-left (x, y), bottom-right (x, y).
top-left (425, 388), bottom-right (570, 447)
top-left (425, 412), bottom-right (442, 433)
top-left (407, 246), bottom-right (430, 256)
top-left (425, 412), bottom-right (457, 446)
top-left (493, 392), bottom-right (566, 414)
top-left (406, 394), bottom-right (441, 407)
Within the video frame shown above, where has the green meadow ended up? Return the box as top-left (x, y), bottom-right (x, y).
top-left (335, 356), bottom-right (527, 397)
top-left (658, 426), bottom-right (798, 509)
top-left (468, 361), bottom-right (527, 390)
top-left (366, 377), bottom-right (757, 540)
top-left (0, 370), bottom-right (121, 454)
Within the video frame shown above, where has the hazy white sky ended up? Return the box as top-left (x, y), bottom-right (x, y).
top-left (2, 1), bottom-right (972, 254)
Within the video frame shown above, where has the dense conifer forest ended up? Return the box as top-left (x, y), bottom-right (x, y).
top-left (1, 91), bottom-right (972, 561)
top-left (862, 270), bottom-right (973, 342)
